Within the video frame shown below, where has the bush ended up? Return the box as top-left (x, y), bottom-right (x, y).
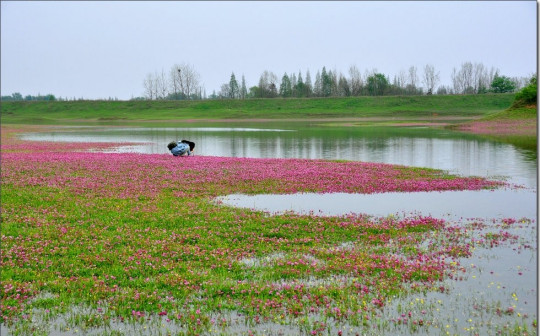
top-left (512, 75), bottom-right (537, 107)
top-left (490, 75), bottom-right (516, 93)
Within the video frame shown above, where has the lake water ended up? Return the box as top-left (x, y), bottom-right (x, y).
top-left (20, 124), bottom-right (537, 187)
top-left (216, 189), bottom-right (537, 220)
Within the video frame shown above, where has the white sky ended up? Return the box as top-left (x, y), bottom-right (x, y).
top-left (1, 1), bottom-right (537, 100)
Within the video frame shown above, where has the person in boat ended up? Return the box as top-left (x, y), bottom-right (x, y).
top-left (167, 140), bottom-right (195, 156)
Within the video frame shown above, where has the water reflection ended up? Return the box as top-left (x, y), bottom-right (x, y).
top-left (19, 125), bottom-right (537, 187)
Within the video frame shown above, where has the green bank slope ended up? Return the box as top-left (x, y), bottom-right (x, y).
top-left (481, 105), bottom-right (537, 120)
top-left (1, 94), bottom-right (514, 125)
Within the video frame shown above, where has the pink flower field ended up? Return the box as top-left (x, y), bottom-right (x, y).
top-left (1, 126), bottom-right (535, 335)
top-left (453, 118), bottom-right (537, 136)
top-left (0, 127), bottom-right (502, 199)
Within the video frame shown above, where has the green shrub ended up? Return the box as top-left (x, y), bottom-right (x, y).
top-left (513, 75), bottom-right (537, 107)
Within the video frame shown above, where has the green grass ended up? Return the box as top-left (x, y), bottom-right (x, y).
top-left (0, 94), bottom-right (515, 124)
top-left (481, 105), bottom-right (537, 120)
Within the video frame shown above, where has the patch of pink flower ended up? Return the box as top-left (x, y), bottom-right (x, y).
top-left (1, 126), bottom-right (504, 200)
top-left (1, 148), bottom-right (502, 199)
top-left (454, 119), bottom-right (537, 136)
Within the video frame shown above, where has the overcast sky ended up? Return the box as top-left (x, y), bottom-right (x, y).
top-left (1, 1), bottom-right (537, 100)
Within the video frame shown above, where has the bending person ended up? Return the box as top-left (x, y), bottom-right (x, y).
top-left (167, 140), bottom-right (195, 156)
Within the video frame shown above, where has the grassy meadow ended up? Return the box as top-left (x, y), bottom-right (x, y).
top-left (1, 95), bottom-right (537, 335)
top-left (0, 94), bottom-right (516, 124)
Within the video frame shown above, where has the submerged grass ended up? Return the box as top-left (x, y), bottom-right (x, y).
top-left (0, 125), bottom-right (535, 335)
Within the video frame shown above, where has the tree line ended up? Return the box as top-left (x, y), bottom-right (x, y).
top-left (1, 93), bottom-right (121, 102)
top-left (142, 61), bottom-right (531, 100)
top-left (1, 62), bottom-right (531, 102)
top-left (143, 63), bottom-right (205, 100)
top-left (1, 93), bottom-right (57, 102)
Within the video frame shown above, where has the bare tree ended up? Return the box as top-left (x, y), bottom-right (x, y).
top-left (474, 63), bottom-right (484, 93)
top-left (349, 65), bottom-right (363, 96)
top-left (454, 62), bottom-right (474, 93)
top-left (422, 64), bottom-right (440, 95)
top-left (258, 70), bottom-right (278, 98)
top-left (451, 67), bottom-right (461, 94)
top-left (170, 64), bottom-right (184, 98)
top-left (408, 66), bottom-right (418, 93)
top-left (219, 83), bottom-right (230, 99)
top-left (512, 75), bottom-right (532, 90)
top-left (474, 64), bottom-right (498, 93)
top-left (396, 69), bottom-right (408, 90)
top-left (184, 64), bottom-right (201, 99)
top-left (143, 73), bottom-right (155, 100)
top-left (155, 70), bottom-right (168, 99)
top-left (462, 62), bottom-right (474, 92)
top-left (170, 63), bottom-right (201, 100)
top-left (169, 67), bottom-right (180, 99)
top-left (452, 62), bottom-right (495, 94)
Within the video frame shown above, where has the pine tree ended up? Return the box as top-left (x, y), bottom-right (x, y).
top-left (291, 73), bottom-right (297, 97)
top-left (229, 73), bottom-right (239, 99)
top-left (295, 71), bottom-right (305, 97)
top-left (321, 67), bottom-right (332, 97)
top-left (280, 73), bottom-right (292, 98)
top-left (240, 75), bottom-right (248, 99)
top-left (314, 71), bottom-right (322, 97)
top-left (305, 70), bottom-right (313, 97)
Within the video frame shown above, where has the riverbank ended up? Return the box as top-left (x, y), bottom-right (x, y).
top-left (451, 106), bottom-right (537, 136)
top-left (449, 105), bottom-right (537, 150)
top-left (0, 94), bottom-right (514, 125)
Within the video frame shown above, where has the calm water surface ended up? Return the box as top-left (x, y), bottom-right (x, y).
top-left (217, 189), bottom-right (536, 219)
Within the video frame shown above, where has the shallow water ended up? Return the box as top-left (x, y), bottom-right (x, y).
top-left (216, 188), bottom-right (537, 219)
top-left (212, 189), bottom-right (538, 335)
